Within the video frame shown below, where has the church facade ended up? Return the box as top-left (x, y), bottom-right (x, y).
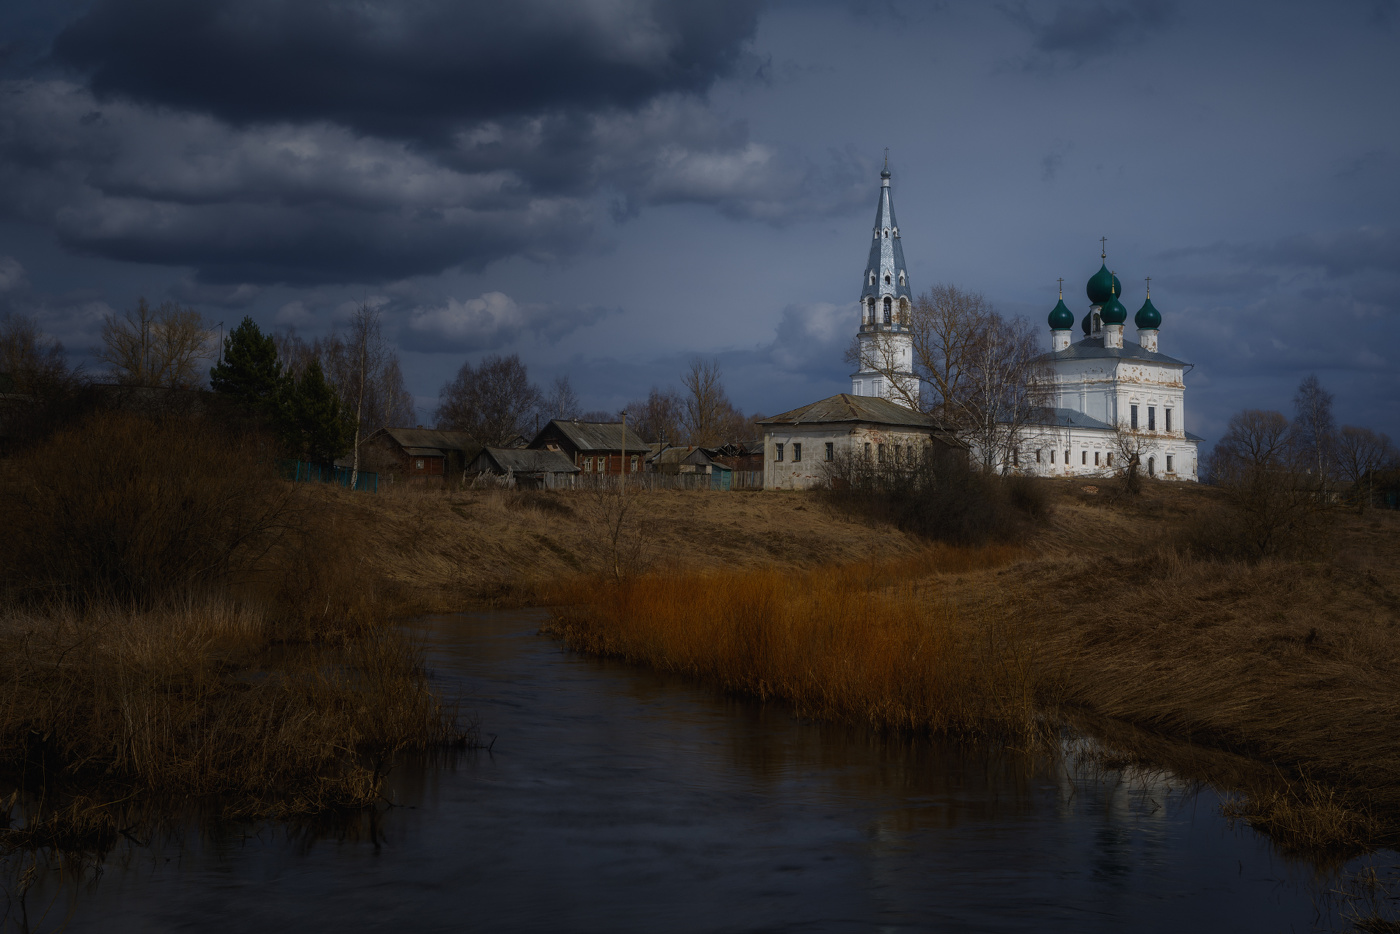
top-left (1018, 258), bottom-right (1203, 481)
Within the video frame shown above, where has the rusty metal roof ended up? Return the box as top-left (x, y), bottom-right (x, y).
top-left (531, 419), bottom-right (648, 452)
top-left (757, 393), bottom-right (948, 430)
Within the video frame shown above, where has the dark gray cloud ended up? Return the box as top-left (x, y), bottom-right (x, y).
top-left (0, 1), bottom-right (868, 285)
top-left (997, 0), bottom-right (1175, 67)
top-left (399, 291), bottom-right (618, 354)
top-left (51, 0), bottom-right (762, 146)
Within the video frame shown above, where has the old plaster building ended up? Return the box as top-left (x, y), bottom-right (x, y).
top-left (1020, 256), bottom-right (1203, 481)
top-left (759, 167), bottom-right (957, 490)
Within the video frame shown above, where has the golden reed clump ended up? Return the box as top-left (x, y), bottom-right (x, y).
top-left (546, 545), bottom-right (1045, 741)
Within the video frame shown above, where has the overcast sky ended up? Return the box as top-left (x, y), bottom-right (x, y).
top-left (1, 0), bottom-right (1397, 443)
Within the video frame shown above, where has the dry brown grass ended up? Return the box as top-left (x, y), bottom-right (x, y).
top-left (445, 478), bottom-right (1400, 856)
top-left (0, 598), bottom-right (461, 829)
top-left (0, 412), bottom-right (468, 863)
top-left (545, 546), bottom-right (1042, 740)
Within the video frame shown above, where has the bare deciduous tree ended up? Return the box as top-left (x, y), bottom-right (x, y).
top-left (848, 284), bottom-right (1049, 471)
top-left (625, 386), bottom-right (684, 444)
top-left (1110, 424), bottom-right (1153, 496)
top-left (99, 298), bottom-right (213, 388)
top-left (543, 375), bottom-right (582, 421)
top-left (1207, 408), bottom-right (1329, 558)
top-left (1292, 374), bottom-right (1337, 485)
top-left (1335, 425), bottom-right (1397, 513)
top-left (681, 358), bottom-right (745, 446)
top-left (0, 311), bottom-right (73, 393)
top-left (1210, 409), bottom-right (1293, 474)
top-left (435, 353), bottom-right (542, 446)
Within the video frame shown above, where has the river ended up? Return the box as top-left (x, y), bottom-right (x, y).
top-left (14, 609), bottom-right (1387, 932)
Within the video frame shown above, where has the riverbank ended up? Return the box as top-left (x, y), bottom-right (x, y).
top-left (0, 414), bottom-right (467, 863)
top-left (437, 479), bottom-right (1398, 857)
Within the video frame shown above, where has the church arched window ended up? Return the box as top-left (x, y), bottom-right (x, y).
top-left (899, 298), bottom-right (910, 326)
top-left (883, 296), bottom-right (892, 324)
top-left (899, 271), bottom-right (906, 286)
top-left (885, 274), bottom-right (891, 285)
top-left (868, 271), bottom-right (875, 285)
top-left (866, 298), bottom-right (875, 322)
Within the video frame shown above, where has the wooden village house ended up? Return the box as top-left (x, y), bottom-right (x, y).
top-left (359, 427), bottom-right (482, 485)
top-left (467, 447), bottom-right (580, 489)
top-left (528, 419), bottom-right (649, 479)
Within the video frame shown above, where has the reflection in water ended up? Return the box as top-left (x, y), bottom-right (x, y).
top-left (8, 609), bottom-right (1392, 933)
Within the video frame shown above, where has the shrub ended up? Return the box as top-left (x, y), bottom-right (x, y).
top-left (0, 411), bottom-right (290, 605)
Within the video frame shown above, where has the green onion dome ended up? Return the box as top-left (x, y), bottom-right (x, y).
top-left (1081, 310), bottom-right (1092, 335)
top-left (1048, 297), bottom-right (1075, 330)
top-left (1135, 297), bottom-right (1161, 330)
top-left (1086, 263), bottom-right (1115, 304)
top-left (1100, 294), bottom-right (1128, 326)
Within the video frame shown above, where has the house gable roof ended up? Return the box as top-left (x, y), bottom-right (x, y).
top-left (474, 447), bottom-right (579, 474)
top-left (757, 393), bottom-right (947, 430)
top-left (531, 419), bottom-right (648, 452)
top-left (373, 427), bottom-right (480, 453)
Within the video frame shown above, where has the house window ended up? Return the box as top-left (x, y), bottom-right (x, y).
top-left (415, 459), bottom-right (424, 470)
top-left (877, 443), bottom-right (885, 464)
top-left (854, 380), bottom-right (862, 395)
top-left (1148, 407), bottom-right (1156, 431)
top-left (1094, 451), bottom-right (1100, 466)
top-left (1165, 408), bottom-right (1173, 433)
top-left (894, 444), bottom-right (902, 463)
top-left (864, 442), bottom-right (871, 459)
top-left (793, 443), bottom-right (802, 463)
top-left (775, 443), bottom-right (784, 462)
top-left (1050, 450), bottom-right (1055, 464)
top-left (1107, 452), bottom-right (1113, 466)
top-left (1131, 404), bottom-right (1139, 429)
top-left (583, 456), bottom-right (592, 472)
top-left (631, 455), bottom-right (639, 473)
top-left (825, 442), bottom-right (834, 461)
top-left (1012, 449), bottom-right (1019, 467)
top-left (1166, 454), bottom-right (1174, 473)
top-left (1148, 456), bottom-right (1156, 477)
top-left (1036, 449), bottom-right (1042, 464)
top-left (1081, 451), bottom-right (1087, 465)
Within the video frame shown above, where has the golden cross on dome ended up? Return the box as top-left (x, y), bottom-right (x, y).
top-left (1145, 276), bottom-right (1152, 298)
top-left (1100, 236), bottom-right (1108, 259)
top-left (1057, 276), bottom-right (1064, 298)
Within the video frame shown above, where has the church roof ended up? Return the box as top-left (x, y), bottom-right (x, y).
top-left (860, 171), bottom-right (912, 303)
top-left (1030, 408), bottom-right (1117, 431)
top-left (758, 393), bottom-right (950, 430)
top-left (1045, 337), bottom-right (1191, 367)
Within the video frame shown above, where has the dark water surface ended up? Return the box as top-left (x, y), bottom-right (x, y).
top-left (23, 610), bottom-right (1384, 932)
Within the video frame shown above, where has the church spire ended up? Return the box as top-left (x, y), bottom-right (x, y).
top-left (851, 163), bottom-right (918, 408)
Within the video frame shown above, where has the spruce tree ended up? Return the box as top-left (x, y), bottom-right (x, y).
top-left (285, 359), bottom-right (352, 466)
top-left (210, 316), bottom-right (283, 409)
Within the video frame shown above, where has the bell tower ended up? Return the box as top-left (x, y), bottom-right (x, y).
top-left (850, 161), bottom-right (918, 408)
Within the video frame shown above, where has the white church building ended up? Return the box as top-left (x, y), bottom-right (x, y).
top-left (762, 166), bottom-right (1202, 488)
top-left (1020, 257), bottom-right (1203, 481)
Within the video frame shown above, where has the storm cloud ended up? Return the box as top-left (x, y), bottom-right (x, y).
top-left (0, 0), bottom-right (862, 285)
